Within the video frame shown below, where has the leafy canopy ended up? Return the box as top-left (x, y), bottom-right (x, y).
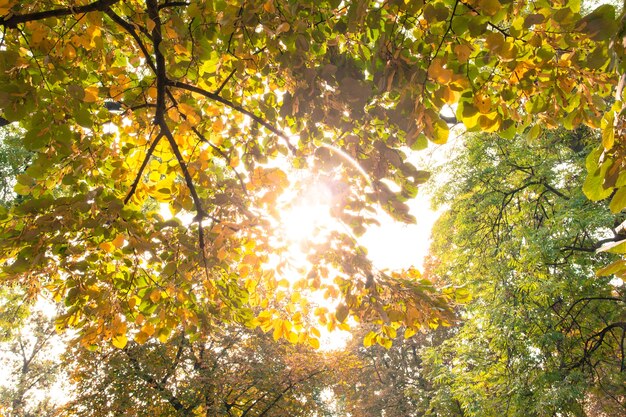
top-left (0, 0), bottom-right (621, 348)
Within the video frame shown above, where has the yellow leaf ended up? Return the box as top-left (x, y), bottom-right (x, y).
top-left (134, 331), bottom-right (149, 344)
top-left (174, 43), bottom-right (189, 56)
top-left (286, 331), bottom-right (298, 344)
top-left (427, 58), bottom-right (453, 84)
top-left (112, 333), bottom-right (128, 349)
top-left (404, 327), bottom-right (417, 339)
top-left (363, 331), bottom-right (377, 347)
top-left (149, 289), bottom-right (161, 303)
top-left (112, 234), bottom-right (125, 248)
top-left (238, 264), bottom-right (251, 278)
top-left (83, 86), bottom-right (99, 103)
top-left (157, 327), bottom-right (171, 343)
top-left (99, 242), bottom-right (115, 253)
top-left (109, 84), bottom-right (125, 99)
top-left (609, 186), bottom-right (626, 213)
top-left (308, 337), bottom-right (320, 349)
top-left (479, 0), bottom-right (501, 16)
top-left (263, 0), bottom-right (275, 13)
top-left (273, 320), bottom-right (283, 340)
top-left (141, 322), bottom-right (156, 336)
top-left (381, 338), bottom-right (393, 350)
top-left (453, 44), bottom-right (473, 64)
top-left (212, 119), bottom-right (224, 132)
top-left (473, 92), bottom-right (492, 114)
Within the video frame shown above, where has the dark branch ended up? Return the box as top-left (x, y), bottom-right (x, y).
top-left (215, 68), bottom-right (237, 95)
top-left (159, 1), bottom-right (190, 10)
top-left (124, 347), bottom-right (190, 413)
top-left (146, 0), bottom-right (166, 123)
top-left (124, 132), bottom-right (164, 205)
top-left (557, 297), bottom-right (625, 329)
top-left (0, 0), bottom-right (121, 28)
top-left (576, 322), bottom-right (626, 369)
top-left (166, 80), bottom-right (297, 154)
top-left (160, 121), bottom-right (214, 224)
top-left (440, 114), bottom-right (458, 125)
top-left (103, 8), bottom-right (157, 73)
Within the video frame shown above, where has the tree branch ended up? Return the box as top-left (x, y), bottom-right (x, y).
top-left (103, 8), bottom-right (157, 73)
top-left (166, 80), bottom-right (297, 153)
top-left (146, 0), bottom-right (166, 124)
top-left (0, 0), bottom-right (121, 28)
top-left (215, 68), bottom-right (237, 95)
top-left (159, 1), bottom-right (191, 10)
top-left (124, 347), bottom-right (190, 413)
top-left (557, 297), bottom-right (624, 329)
top-left (124, 132), bottom-right (163, 205)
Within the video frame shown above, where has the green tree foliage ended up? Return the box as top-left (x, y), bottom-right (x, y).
top-left (335, 324), bottom-right (457, 417)
top-left (0, 0), bottom-right (510, 349)
top-left (0, 0), bottom-right (623, 356)
top-left (0, 126), bottom-right (30, 206)
top-left (0, 290), bottom-right (65, 417)
top-left (425, 129), bottom-right (626, 416)
top-left (63, 327), bottom-right (345, 416)
top-left (1, 0), bottom-right (626, 413)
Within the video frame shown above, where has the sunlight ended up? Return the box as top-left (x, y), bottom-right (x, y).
top-left (277, 181), bottom-right (335, 245)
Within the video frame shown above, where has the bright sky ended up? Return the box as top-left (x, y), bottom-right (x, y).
top-left (273, 127), bottom-right (462, 350)
top-left (361, 135), bottom-right (461, 271)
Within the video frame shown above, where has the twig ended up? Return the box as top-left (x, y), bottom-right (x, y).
top-left (124, 132), bottom-right (164, 204)
top-left (167, 80), bottom-right (296, 154)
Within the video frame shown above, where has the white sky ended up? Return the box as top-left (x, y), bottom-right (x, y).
top-left (357, 130), bottom-right (462, 271)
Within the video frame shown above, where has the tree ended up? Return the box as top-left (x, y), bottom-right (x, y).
top-left (0, 288), bottom-right (66, 417)
top-left (0, 126), bottom-right (30, 206)
top-left (63, 326), bottom-right (345, 416)
top-left (425, 129), bottom-right (626, 416)
top-left (334, 323), bottom-right (459, 417)
top-left (0, 0), bottom-right (621, 348)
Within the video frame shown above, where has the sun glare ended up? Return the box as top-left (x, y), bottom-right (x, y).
top-left (277, 181), bottom-right (336, 245)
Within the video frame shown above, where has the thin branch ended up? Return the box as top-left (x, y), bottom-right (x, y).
top-left (557, 297), bottom-right (625, 329)
top-left (0, 0), bottom-right (121, 28)
top-left (146, 0), bottom-right (166, 123)
top-left (124, 132), bottom-right (164, 204)
top-left (215, 68), bottom-right (237, 95)
top-left (159, 1), bottom-right (190, 10)
top-left (124, 347), bottom-right (190, 413)
top-left (189, 125), bottom-right (248, 195)
top-left (103, 8), bottom-right (157, 73)
top-left (166, 80), bottom-right (297, 153)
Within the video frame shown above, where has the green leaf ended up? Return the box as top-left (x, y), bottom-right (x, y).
top-left (609, 186), bottom-right (626, 213)
top-left (575, 4), bottom-right (618, 41)
top-left (597, 260), bottom-right (626, 277)
top-left (583, 150), bottom-right (613, 201)
top-left (432, 118), bottom-right (450, 144)
top-left (601, 111), bottom-right (615, 150)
